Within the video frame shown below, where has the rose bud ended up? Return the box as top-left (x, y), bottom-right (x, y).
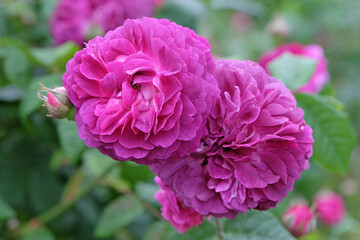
top-left (283, 204), bottom-right (316, 237)
top-left (314, 191), bottom-right (345, 226)
top-left (38, 84), bottom-right (74, 119)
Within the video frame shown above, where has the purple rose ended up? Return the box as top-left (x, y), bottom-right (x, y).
top-left (62, 17), bottom-right (219, 164)
top-left (153, 60), bottom-right (313, 218)
top-left (258, 43), bottom-right (329, 93)
top-left (154, 177), bottom-right (204, 233)
top-left (50, 0), bottom-right (155, 46)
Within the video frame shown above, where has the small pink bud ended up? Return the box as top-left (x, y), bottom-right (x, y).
top-left (283, 204), bottom-right (316, 237)
top-left (38, 84), bottom-right (73, 119)
top-left (230, 11), bottom-right (252, 33)
top-left (314, 191), bottom-right (345, 226)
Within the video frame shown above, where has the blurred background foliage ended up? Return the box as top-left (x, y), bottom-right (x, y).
top-left (0, 0), bottom-right (359, 239)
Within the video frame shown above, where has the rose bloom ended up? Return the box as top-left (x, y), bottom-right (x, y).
top-left (314, 191), bottom-right (345, 226)
top-left (283, 204), bottom-right (316, 237)
top-left (153, 60), bottom-right (313, 218)
top-left (258, 43), bottom-right (329, 93)
top-left (62, 17), bottom-right (219, 164)
top-left (50, 0), bottom-right (156, 46)
top-left (154, 177), bottom-right (204, 233)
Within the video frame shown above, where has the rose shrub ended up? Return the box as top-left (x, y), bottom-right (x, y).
top-left (154, 60), bottom-right (314, 218)
top-left (258, 43), bottom-right (329, 93)
top-left (62, 17), bottom-right (219, 164)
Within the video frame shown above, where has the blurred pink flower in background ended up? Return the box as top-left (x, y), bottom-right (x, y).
top-left (314, 191), bottom-right (345, 226)
top-left (283, 204), bottom-right (316, 237)
top-left (50, 0), bottom-right (155, 46)
top-left (154, 177), bottom-right (204, 233)
top-left (153, 60), bottom-right (313, 218)
top-left (62, 17), bottom-right (219, 164)
top-left (258, 43), bottom-right (329, 93)
top-left (154, 0), bottom-right (164, 8)
top-left (230, 11), bottom-right (252, 33)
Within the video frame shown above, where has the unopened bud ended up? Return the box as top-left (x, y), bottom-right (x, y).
top-left (267, 14), bottom-right (290, 39)
top-left (38, 84), bottom-right (74, 119)
top-left (314, 190), bottom-right (345, 226)
top-left (283, 204), bottom-right (316, 237)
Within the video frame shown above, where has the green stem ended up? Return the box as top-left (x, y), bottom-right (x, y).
top-left (215, 218), bottom-right (224, 240)
top-left (23, 163), bottom-right (117, 230)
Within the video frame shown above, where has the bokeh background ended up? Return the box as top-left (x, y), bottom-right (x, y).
top-left (0, 0), bottom-right (359, 239)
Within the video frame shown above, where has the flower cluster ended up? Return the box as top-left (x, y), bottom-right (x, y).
top-left (50, 0), bottom-right (157, 46)
top-left (61, 17), bottom-right (315, 233)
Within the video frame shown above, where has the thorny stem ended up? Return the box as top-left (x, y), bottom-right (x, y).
top-left (215, 218), bottom-right (224, 240)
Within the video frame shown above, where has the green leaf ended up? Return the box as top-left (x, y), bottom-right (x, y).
top-left (164, 219), bottom-right (216, 240)
top-left (21, 228), bottom-right (55, 240)
top-left (0, 85), bottom-right (23, 102)
top-left (121, 161), bottom-right (154, 185)
top-left (57, 119), bottom-right (86, 165)
top-left (82, 148), bottom-right (119, 178)
top-left (222, 211), bottom-right (296, 240)
top-left (268, 53), bottom-right (317, 91)
top-left (3, 45), bottom-right (30, 88)
top-left (94, 195), bottom-right (143, 238)
top-left (296, 93), bottom-right (357, 175)
top-left (143, 222), bottom-right (170, 240)
top-left (0, 195), bottom-right (15, 221)
top-left (30, 42), bottom-right (79, 70)
top-left (135, 182), bottom-right (159, 205)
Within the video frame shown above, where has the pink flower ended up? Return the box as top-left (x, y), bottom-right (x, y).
top-left (314, 191), bottom-right (345, 226)
top-left (258, 43), bottom-right (329, 93)
top-left (62, 17), bottom-right (219, 164)
top-left (153, 60), bottom-right (313, 218)
top-left (283, 204), bottom-right (316, 237)
top-left (154, 177), bottom-right (204, 233)
top-left (50, 0), bottom-right (155, 46)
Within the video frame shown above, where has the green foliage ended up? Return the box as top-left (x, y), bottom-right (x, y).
top-left (0, 195), bottom-right (15, 221)
top-left (21, 228), bottom-right (55, 240)
top-left (268, 53), bottom-right (317, 91)
top-left (30, 42), bottom-right (79, 70)
top-left (57, 119), bottom-right (86, 165)
top-left (94, 195), bottom-right (144, 238)
top-left (296, 93), bottom-right (357, 175)
top-left (222, 211), bottom-right (296, 240)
